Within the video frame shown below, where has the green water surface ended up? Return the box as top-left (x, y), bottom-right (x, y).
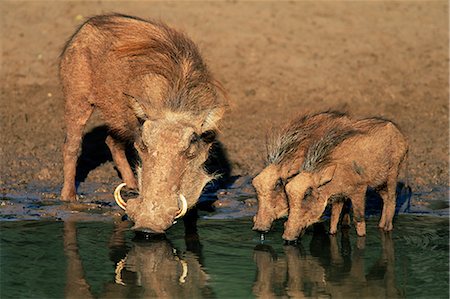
top-left (1, 215), bottom-right (448, 298)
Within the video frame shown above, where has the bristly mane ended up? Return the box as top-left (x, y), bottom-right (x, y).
top-left (266, 111), bottom-right (347, 165)
top-left (68, 14), bottom-right (227, 114)
top-left (302, 128), bottom-right (360, 172)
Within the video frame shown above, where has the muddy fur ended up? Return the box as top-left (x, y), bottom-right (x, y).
top-left (253, 111), bottom-right (353, 232)
top-left (60, 14), bottom-right (227, 233)
top-left (283, 117), bottom-right (408, 240)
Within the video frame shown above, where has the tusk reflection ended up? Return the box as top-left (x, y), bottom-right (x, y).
top-left (115, 246), bottom-right (190, 286)
top-left (115, 258), bottom-right (127, 285)
top-left (175, 194), bottom-right (188, 219)
top-left (114, 183), bottom-right (127, 210)
top-left (179, 259), bottom-right (188, 284)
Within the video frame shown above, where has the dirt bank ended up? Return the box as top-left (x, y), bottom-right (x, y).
top-left (1, 1), bottom-right (448, 202)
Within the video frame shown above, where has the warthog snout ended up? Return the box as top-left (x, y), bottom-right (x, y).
top-left (252, 214), bottom-right (274, 233)
top-left (252, 165), bottom-right (290, 234)
top-left (282, 223), bottom-right (306, 241)
top-left (126, 196), bottom-right (187, 233)
top-left (114, 183), bottom-right (188, 233)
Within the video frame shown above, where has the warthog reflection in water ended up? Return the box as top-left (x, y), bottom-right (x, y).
top-left (252, 226), bottom-right (402, 298)
top-left (63, 220), bottom-right (213, 298)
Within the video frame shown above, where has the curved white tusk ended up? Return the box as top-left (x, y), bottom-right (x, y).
top-left (114, 183), bottom-right (127, 210)
top-left (174, 194), bottom-right (188, 219)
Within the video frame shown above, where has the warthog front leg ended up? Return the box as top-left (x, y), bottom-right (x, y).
top-left (378, 176), bottom-right (397, 232)
top-left (349, 187), bottom-right (367, 237)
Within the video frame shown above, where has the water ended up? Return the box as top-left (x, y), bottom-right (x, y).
top-left (1, 215), bottom-right (448, 298)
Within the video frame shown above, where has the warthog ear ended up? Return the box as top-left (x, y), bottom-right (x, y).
top-left (123, 92), bottom-right (148, 124)
top-left (318, 164), bottom-right (336, 186)
top-left (201, 107), bottom-right (225, 132)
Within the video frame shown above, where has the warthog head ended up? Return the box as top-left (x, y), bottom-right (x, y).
top-left (116, 105), bottom-right (224, 234)
top-left (282, 165), bottom-right (335, 241)
top-left (252, 164), bottom-right (289, 233)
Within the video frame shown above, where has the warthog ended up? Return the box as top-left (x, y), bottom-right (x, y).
top-left (252, 111), bottom-right (353, 232)
top-left (282, 117), bottom-right (408, 241)
top-left (60, 14), bottom-right (227, 233)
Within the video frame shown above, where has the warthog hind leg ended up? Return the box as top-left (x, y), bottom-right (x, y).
top-left (61, 97), bottom-right (93, 201)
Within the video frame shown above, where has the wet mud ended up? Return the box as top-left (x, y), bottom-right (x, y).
top-left (1, 174), bottom-right (447, 223)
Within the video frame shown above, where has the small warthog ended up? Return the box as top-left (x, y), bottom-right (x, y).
top-left (252, 111), bottom-right (353, 232)
top-left (282, 117), bottom-right (408, 241)
top-left (60, 14), bottom-right (227, 233)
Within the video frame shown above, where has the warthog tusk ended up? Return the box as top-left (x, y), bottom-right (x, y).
top-left (175, 194), bottom-right (188, 219)
top-left (114, 183), bottom-right (127, 210)
top-left (115, 185), bottom-right (186, 217)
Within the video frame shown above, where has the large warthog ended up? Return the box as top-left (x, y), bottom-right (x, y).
top-left (252, 111), bottom-right (353, 233)
top-left (60, 14), bottom-right (227, 233)
top-left (282, 117), bottom-right (408, 241)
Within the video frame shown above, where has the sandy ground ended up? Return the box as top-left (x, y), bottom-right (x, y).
top-left (1, 1), bottom-right (448, 203)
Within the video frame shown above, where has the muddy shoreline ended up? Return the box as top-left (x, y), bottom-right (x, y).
top-left (1, 176), bottom-right (448, 223)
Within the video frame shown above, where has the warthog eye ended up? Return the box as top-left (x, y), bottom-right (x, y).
top-left (185, 131), bottom-right (216, 158)
top-left (135, 139), bottom-right (147, 152)
top-left (185, 132), bottom-right (201, 158)
top-left (274, 178), bottom-right (284, 191)
top-left (190, 132), bottom-right (200, 144)
top-left (304, 187), bottom-right (313, 199)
